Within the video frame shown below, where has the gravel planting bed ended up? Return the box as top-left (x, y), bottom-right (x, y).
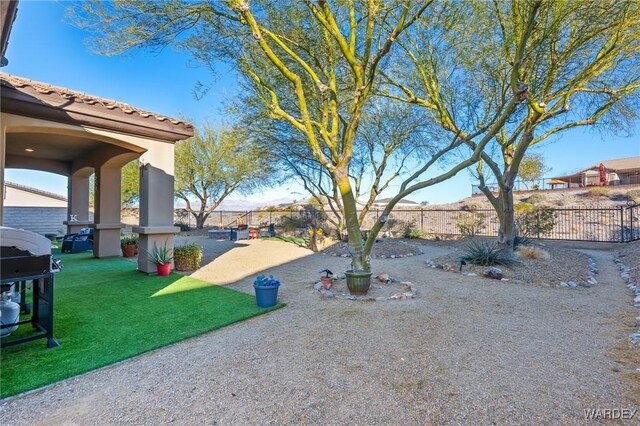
top-left (322, 238), bottom-right (423, 258)
top-left (432, 242), bottom-right (592, 287)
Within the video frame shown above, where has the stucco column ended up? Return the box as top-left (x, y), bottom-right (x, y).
top-left (93, 163), bottom-right (124, 257)
top-left (133, 143), bottom-right (179, 274)
top-left (0, 123), bottom-right (5, 225)
top-left (64, 172), bottom-right (92, 234)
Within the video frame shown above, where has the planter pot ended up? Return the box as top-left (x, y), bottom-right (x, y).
top-left (173, 257), bottom-right (189, 271)
top-left (156, 263), bottom-right (172, 276)
top-left (121, 244), bottom-right (138, 258)
top-left (253, 284), bottom-right (279, 308)
top-left (345, 270), bottom-right (372, 295)
top-left (320, 276), bottom-right (333, 290)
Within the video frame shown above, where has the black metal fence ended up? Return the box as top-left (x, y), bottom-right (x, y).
top-left (180, 203), bottom-right (640, 243)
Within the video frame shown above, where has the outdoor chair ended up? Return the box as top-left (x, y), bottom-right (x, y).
top-left (61, 228), bottom-right (94, 253)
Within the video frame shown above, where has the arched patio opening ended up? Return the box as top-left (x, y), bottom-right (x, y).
top-left (1, 73), bottom-right (193, 273)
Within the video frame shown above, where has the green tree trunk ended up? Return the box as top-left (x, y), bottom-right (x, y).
top-left (336, 173), bottom-right (368, 272)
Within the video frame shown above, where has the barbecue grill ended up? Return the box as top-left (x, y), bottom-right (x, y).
top-left (1, 227), bottom-right (61, 348)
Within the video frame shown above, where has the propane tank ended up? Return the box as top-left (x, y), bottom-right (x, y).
top-left (0, 292), bottom-right (20, 337)
top-left (8, 282), bottom-right (21, 305)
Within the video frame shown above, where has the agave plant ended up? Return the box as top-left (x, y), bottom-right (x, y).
top-left (145, 240), bottom-right (174, 265)
top-left (462, 239), bottom-right (517, 267)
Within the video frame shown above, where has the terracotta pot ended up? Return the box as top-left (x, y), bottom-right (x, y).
top-left (320, 276), bottom-right (333, 290)
top-left (156, 263), bottom-right (172, 276)
top-left (121, 244), bottom-right (138, 258)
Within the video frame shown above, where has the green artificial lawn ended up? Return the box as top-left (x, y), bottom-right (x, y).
top-left (0, 252), bottom-right (282, 398)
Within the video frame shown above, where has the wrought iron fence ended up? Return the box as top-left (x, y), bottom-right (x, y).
top-left (178, 203), bottom-right (640, 243)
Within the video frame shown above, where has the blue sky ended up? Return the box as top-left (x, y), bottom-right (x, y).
top-left (3, 1), bottom-right (639, 206)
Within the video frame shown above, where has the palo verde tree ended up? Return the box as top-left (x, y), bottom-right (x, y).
top-left (235, 98), bottom-right (431, 237)
top-left (174, 124), bottom-right (273, 229)
top-left (518, 153), bottom-right (549, 190)
top-left (383, 0), bottom-right (640, 250)
top-left (72, 1), bottom-right (492, 276)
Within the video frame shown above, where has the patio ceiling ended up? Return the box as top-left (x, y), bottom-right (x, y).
top-left (7, 132), bottom-right (105, 162)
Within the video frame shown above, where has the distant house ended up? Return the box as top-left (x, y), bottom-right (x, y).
top-left (550, 156), bottom-right (640, 188)
top-left (371, 197), bottom-right (420, 208)
top-left (3, 181), bottom-right (72, 235)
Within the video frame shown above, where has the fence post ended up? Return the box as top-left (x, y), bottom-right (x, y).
top-left (420, 209), bottom-right (424, 232)
top-left (620, 206), bottom-right (625, 243)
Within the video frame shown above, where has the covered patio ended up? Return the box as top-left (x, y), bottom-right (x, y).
top-left (0, 73), bottom-right (193, 272)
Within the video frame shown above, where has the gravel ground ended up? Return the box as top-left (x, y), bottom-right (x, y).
top-left (1, 239), bottom-right (638, 425)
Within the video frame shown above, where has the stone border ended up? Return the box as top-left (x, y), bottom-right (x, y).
top-left (313, 280), bottom-right (417, 301)
top-left (613, 257), bottom-right (640, 344)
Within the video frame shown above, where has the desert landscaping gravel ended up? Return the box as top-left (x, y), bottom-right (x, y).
top-left (1, 238), bottom-right (638, 425)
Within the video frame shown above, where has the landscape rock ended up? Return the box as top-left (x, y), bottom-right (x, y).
top-left (313, 282), bottom-right (323, 291)
top-left (323, 291), bottom-right (334, 299)
top-left (484, 267), bottom-right (503, 280)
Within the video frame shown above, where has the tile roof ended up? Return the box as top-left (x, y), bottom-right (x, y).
top-left (0, 72), bottom-right (192, 128)
top-left (589, 156), bottom-right (640, 172)
top-left (4, 181), bottom-right (68, 202)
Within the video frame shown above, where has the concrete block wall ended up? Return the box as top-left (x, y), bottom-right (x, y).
top-left (4, 207), bottom-right (69, 236)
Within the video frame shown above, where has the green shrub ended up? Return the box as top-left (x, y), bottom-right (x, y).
top-left (455, 212), bottom-right (486, 237)
top-left (526, 193), bottom-right (546, 205)
top-left (461, 239), bottom-right (517, 266)
top-left (403, 226), bottom-right (423, 239)
top-left (174, 221), bottom-right (191, 232)
top-left (625, 189), bottom-right (640, 202)
top-left (120, 233), bottom-right (138, 248)
top-left (462, 239), bottom-right (517, 266)
top-left (173, 242), bottom-right (203, 271)
top-left (586, 186), bottom-right (610, 197)
top-left (515, 203), bottom-right (556, 239)
top-left (513, 234), bottom-right (531, 250)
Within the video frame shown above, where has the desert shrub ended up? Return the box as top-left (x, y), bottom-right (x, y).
top-left (526, 193), bottom-right (546, 205)
top-left (625, 189), bottom-right (640, 202)
top-left (515, 246), bottom-right (551, 260)
top-left (455, 211), bottom-right (486, 237)
top-left (462, 200), bottom-right (483, 211)
top-left (461, 239), bottom-right (517, 266)
top-left (173, 242), bottom-right (203, 271)
top-left (174, 221), bottom-right (191, 232)
top-left (586, 186), bottom-right (610, 197)
top-left (515, 203), bottom-right (556, 239)
top-left (513, 234), bottom-right (531, 250)
top-left (555, 197), bottom-right (572, 207)
top-left (402, 222), bottom-right (423, 239)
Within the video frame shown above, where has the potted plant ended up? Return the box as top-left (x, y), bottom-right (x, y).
top-left (146, 240), bottom-right (174, 276)
top-left (319, 269), bottom-right (333, 289)
top-left (173, 242), bottom-right (203, 271)
top-left (253, 274), bottom-right (280, 308)
top-left (120, 234), bottom-right (139, 258)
